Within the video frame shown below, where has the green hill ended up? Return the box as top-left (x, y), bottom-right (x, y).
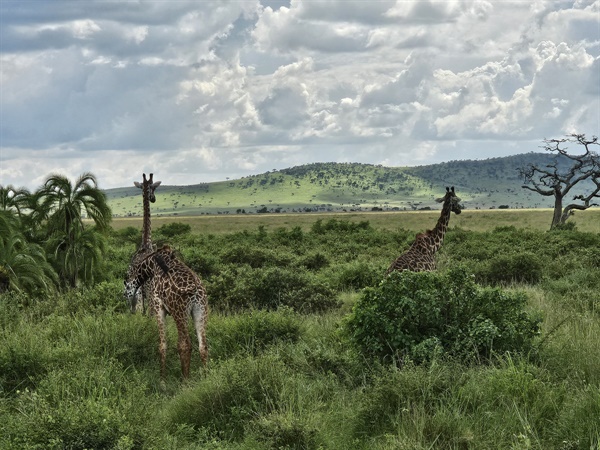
top-left (105, 153), bottom-right (583, 217)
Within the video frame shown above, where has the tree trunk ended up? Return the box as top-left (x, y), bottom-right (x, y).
top-left (551, 194), bottom-right (564, 229)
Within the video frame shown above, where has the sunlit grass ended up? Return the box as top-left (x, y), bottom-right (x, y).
top-left (4, 215), bottom-right (600, 449)
top-left (109, 208), bottom-right (600, 234)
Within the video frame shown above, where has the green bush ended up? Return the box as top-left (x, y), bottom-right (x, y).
top-left (328, 260), bottom-right (382, 290)
top-left (113, 226), bottom-right (141, 244)
top-left (220, 244), bottom-right (292, 268)
top-left (271, 226), bottom-right (305, 247)
top-left (180, 247), bottom-right (222, 278)
top-left (300, 252), bottom-right (330, 271)
top-left (156, 222), bottom-right (192, 238)
top-left (310, 218), bottom-right (372, 235)
top-left (208, 265), bottom-right (339, 313)
top-left (344, 267), bottom-right (541, 364)
top-left (482, 251), bottom-right (543, 284)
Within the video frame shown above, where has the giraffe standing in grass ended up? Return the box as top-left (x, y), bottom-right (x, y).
top-left (127, 173), bottom-right (161, 314)
top-left (124, 245), bottom-right (208, 378)
top-left (386, 186), bottom-right (462, 274)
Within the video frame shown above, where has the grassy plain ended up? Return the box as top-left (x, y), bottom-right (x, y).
top-left (4, 209), bottom-right (600, 449)
top-left (110, 207), bottom-right (600, 234)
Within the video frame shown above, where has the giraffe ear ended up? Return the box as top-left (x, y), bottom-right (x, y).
top-left (435, 197), bottom-right (444, 203)
top-left (152, 181), bottom-right (162, 188)
top-left (134, 181), bottom-right (142, 189)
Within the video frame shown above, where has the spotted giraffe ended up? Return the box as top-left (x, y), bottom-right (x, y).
top-left (386, 186), bottom-right (462, 274)
top-left (124, 244), bottom-right (208, 378)
top-left (127, 173), bottom-right (161, 314)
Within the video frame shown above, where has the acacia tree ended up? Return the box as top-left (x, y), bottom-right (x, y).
top-left (519, 134), bottom-right (600, 229)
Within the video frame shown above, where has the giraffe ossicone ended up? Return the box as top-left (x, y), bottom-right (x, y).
top-left (386, 186), bottom-right (461, 274)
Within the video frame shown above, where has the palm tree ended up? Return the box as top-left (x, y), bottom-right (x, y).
top-left (0, 210), bottom-right (57, 294)
top-left (45, 225), bottom-right (107, 288)
top-left (0, 184), bottom-right (31, 216)
top-left (38, 172), bottom-right (112, 288)
top-left (0, 184), bottom-right (53, 244)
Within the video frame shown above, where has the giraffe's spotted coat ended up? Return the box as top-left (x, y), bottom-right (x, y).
top-left (386, 187), bottom-right (461, 274)
top-left (124, 245), bottom-right (208, 378)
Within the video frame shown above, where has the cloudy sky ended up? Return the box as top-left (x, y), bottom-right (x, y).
top-left (1, 0), bottom-right (599, 190)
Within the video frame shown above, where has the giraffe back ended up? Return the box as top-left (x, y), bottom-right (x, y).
top-left (386, 231), bottom-right (436, 273)
top-left (386, 187), bottom-right (461, 275)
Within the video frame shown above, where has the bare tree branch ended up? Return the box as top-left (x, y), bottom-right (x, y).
top-left (519, 134), bottom-right (600, 229)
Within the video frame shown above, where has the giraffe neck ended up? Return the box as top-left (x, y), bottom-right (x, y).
top-left (141, 185), bottom-right (152, 249)
top-left (428, 198), bottom-right (452, 253)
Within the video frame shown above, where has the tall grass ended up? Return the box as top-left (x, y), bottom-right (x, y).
top-left (2, 216), bottom-right (600, 449)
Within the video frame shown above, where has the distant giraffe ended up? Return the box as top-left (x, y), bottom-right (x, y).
top-left (386, 186), bottom-right (462, 274)
top-left (127, 173), bottom-right (161, 314)
top-left (124, 245), bottom-right (208, 378)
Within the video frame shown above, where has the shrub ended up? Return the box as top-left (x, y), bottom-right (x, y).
top-left (483, 251), bottom-right (543, 284)
top-left (271, 226), bottom-right (305, 247)
top-left (301, 252), bottom-right (330, 271)
top-left (328, 260), bottom-right (382, 290)
top-left (208, 266), bottom-right (339, 313)
top-left (113, 226), bottom-right (140, 244)
top-left (344, 267), bottom-right (541, 364)
top-left (310, 218), bottom-right (372, 235)
top-left (180, 247), bottom-right (222, 278)
top-left (156, 222), bottom-right (192, 238)
top-left (220, 244), bottom-right (292, 268)
top-left (552, 221), bottom-right (578, 231)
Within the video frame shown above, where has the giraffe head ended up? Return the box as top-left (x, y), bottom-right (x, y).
top-left (134, 173), bottom-right (162, 203)
top-left (436, 186), bottom-right (462, 215)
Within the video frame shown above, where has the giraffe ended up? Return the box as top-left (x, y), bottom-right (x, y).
top-left (124, 244), bottom-right (208, 378)
top-left (127, 173), bottom-right (161, 314)
top-left (386, 186), bottom-right (462, 274)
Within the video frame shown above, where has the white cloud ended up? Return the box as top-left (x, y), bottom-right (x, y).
top-left (1, 0), bottom-right (598, 190)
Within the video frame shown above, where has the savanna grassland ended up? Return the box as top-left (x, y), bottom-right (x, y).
top-left (2, 209), bottom-right (600, 449)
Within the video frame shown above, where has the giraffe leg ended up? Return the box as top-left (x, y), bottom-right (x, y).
top-left (175, 319), bottom-right (192, 378)
top-left (191, 302), bottom-right (208, 366)
top-left (155, 308), bottom-right (168, 379)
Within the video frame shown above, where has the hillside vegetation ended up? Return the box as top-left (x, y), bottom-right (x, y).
top-left (106, 153), bottom-right (587, 217)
